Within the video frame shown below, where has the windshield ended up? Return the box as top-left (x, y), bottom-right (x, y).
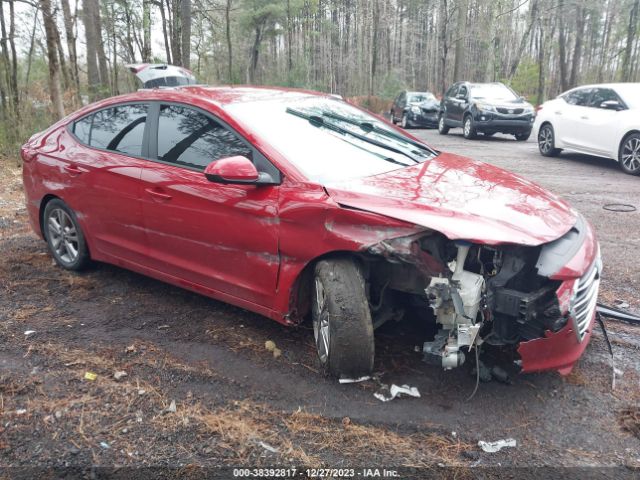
top-left (408, 92), bottom-right (436, 103)
top-left (226, 96), bottom-right (436, 183)
top-left (615, 84), bottom-right (640, 109)
top-left (470, 84), bottom-right (518, 102)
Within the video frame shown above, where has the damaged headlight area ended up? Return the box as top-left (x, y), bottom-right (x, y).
top-left (364, 217), bottom-right (599, 372)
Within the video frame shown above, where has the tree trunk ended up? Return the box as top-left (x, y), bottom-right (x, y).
top-left (249, 25), bottom-right (262, 83)
top-left (39, 0), bottom-right (65, 120)
top-left (159, 0), bottom-right (172, 63)
top-left (622, 0), bottom-right (640, 81)
top-left (60, 0), bottom-right (80, 100)
top-left (83, 0), bottom-right (101, 100)
top-left (569, 2), bottom-right (586, 88)
top-left (180, 0), bottom-right (191, 68)
top-left (92, 0), bottom-right (110, 91)
top-left (452, 0), bottom-right (466, 82)
top-left (142, 0), bottom-right (152, 62)
top-left (226, 0), bottom-right (232, 82)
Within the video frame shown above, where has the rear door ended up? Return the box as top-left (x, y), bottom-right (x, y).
top-left (442, 84), bottom-right (458, 125)
top-left (66, 103), bottom-right (150, 264)
top-left (450, 84), bottom-right (468, 124)
top-left (139, 103), bottom-right (281, 307)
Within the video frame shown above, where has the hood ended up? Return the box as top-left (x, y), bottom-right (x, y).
top-left (325, 153), bottom-right (577, 246)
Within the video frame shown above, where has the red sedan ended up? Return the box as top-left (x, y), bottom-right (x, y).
top-left (21, 85), bottom-right (601, 378)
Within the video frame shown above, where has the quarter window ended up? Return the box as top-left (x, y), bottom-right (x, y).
top-left (73, 116), bottom-right (92, 144)
top-left (156, 104), bottom-right (252, 170)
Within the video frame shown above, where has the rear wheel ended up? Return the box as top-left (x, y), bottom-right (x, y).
top-left (463, 115), bottom-right (477, 139)
top-left (619, 133), bottom-right (640, 176)
top-left (438, 115), bottom-right (449, 135)
top-left (312, 258), bottom-right (374, 378)
top-left (515, 131), bottom-right (531, 141)
top-left (43, 199), bottom-right (90, 271)
top-left (538, 124), bottom-right (561, 157)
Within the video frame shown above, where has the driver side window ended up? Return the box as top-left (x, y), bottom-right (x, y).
top-left (458, 86), bottom-right (468, 99)
top-left (156, 104), bottom-right (252, 170)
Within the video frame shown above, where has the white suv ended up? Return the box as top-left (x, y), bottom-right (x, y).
top-left (535, 83), bottom-right (640, 176)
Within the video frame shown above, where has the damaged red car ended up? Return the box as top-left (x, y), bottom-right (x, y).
top-left (21, 86), bottom-right (601, 378)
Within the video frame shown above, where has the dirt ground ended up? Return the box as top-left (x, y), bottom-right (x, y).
top-left (1, 129), bottom-right (639, 476)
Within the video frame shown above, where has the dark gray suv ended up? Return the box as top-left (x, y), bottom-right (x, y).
top-left (438, 82), bottom-right (535, 140)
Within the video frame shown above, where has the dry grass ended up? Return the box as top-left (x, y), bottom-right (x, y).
top-left (619, 406), bottom-right (640, 439)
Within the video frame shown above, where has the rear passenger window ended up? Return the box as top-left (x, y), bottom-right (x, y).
top-left (90, 104), bottom-right (148, 156)
top-left (157, 104), bottom-right (252, 170)
top-left (73, 116), bottom-right (92, 144)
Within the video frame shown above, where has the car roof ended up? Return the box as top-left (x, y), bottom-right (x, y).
top-left (564, 82), bottom-right (640, 91)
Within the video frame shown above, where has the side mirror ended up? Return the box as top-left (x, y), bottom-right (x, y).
top-left (600, 100), bottom-right (624, 111)
top-left (204, 155), bottom-right (260, 184)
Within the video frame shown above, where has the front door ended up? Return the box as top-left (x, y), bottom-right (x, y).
top-left (139, 103), bottom-right (281, 307)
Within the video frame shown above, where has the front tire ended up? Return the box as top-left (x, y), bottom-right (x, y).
top-left (401, 113), bottom-right (409, 129)
top-left (43, 199), bottom-right (91, 271)
top-left (515, 131), bottom-right (531, 141)
top-left (538, 124), bottom-right (561, 157)
top-left (463, 115), bottom-right (477, 139)
top-left (619, 133), bottom-right (640, 176)
top-left (438, 114), bottom-right (449, 135)
top-left (312, 258), bottom-right (374, 378)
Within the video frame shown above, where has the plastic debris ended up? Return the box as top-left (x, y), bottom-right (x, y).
top-left (163, 400), bottom-right (177, 414)
top-left (478, 438), bottom-right (517, 453)
top-left (15, 409), bottom-right (27, 415)
top-left (157, 324), bottom-right (170, 330)
top-left (272, 348), bottom-right (282, 359)
top-left (84, 372), bottom-right (97, 381)
top-left (339, 376), bottom-right (371, 384)
top-left (265, 340), bottom-right (276, 352)
top-left (374, 384), bottom-right (421, 402)
top-left (99, 441), bottom-right (110, 449)
top-left (113, 371), bottom-right (127, 381)
top-left (24, 330), bottom-right (36, 337)
top-left (257, 441), bottom-right (279, 453)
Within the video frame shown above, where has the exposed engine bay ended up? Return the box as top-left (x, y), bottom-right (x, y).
top-left (363, 215), bottom-right (599, 372)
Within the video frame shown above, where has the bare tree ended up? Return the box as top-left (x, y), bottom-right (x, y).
top-left (39, 0), bottom-right (65, 119)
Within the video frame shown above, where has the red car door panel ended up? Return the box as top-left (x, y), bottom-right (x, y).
top-left (139, 103), bottom-right (280, 307)
top-left (139, 164), bottom-right (280, 306)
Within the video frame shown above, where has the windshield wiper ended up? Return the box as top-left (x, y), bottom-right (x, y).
top-left (286, 108), bottom-right (424, 163)
top-left (320, 110), bottom-right (437, 157)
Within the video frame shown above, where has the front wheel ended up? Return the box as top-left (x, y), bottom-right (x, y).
top-left (463, 115), bottom-right (477, 139)
top-left (438, 115), bottom-right (449, 135)
top-left (401, 113), bottom-right (409, 129)
top-left (43, 199), bottom-right (91, 271)
top-left (538, 124), bottom-right (561, 157)
top-left (515, 132), bottom-right (531, 141)
top-left (312, 258), bottom-right (374, 378)
top-left (619, 133), bottom-right (640, 176)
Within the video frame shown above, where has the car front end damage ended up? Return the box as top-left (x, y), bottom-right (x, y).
top-left (362, 214), bottom-right (600, 375)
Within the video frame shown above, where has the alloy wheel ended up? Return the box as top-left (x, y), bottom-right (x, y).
top-left (313, 277), bottom-right (330, 364)
top-left (539, 126), bottom-right (553, 154)
top-left (47, 208), bottom-right (79, 265)
top-left (464, 118), bottom-right (471, 136)
top-left (621, 137), bottom-right (640, 173)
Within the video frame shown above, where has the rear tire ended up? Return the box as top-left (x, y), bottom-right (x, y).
top-left (538, 123), bottom-right (561, 157)
top-left (312, 258), bottom-right (374, 378)
top-left (43, 199), bottom-right (91, 271)
top-left (438, 114), bottom-right (449, 135)
top-left (463, 115), bottom-right (477, 139)
top-left (619, 133), bottom-right (640, 176)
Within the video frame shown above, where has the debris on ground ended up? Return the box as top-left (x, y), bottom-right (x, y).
top-left (272, 348), bottom-right (282, 359)
top-left (162, 400), bottom-right (177, 414)
top-left (99, 441), bottom-right (110, 449)
top-left (256, 441), bottom-right (279, 453)
top-left (24, 330), bottom-right (35, 337)
top-left (84, 371), bottom-right (97, 381)
top-left (619, 407), bottom-right (640, 439)
top-left (478, 438), bottom-right (517, 453)
top-left (15, 409), bottom-right (27, 415)
top-left (374, 384), bottom-right (421, 402)
top-left (265, 340), bottom-right (276, 352)
top-left (113, 371), bottom-right (127, 381)
top-left (339, 376), bottom-right (371, 384)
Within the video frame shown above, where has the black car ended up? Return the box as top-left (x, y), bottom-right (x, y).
top-left (390, 91), bottom-right (440, 128)
top-left (438, 82), bottom-right (535, 140)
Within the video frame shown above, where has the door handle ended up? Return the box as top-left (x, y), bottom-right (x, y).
top-left (64, 164), bottom-right (85, 176)
top-left (145, 188), bottom-right (172, 201)
top-left (580, 115), bottom-right (589, 120)
top-left (554, 111), bottom-right (562, 115)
